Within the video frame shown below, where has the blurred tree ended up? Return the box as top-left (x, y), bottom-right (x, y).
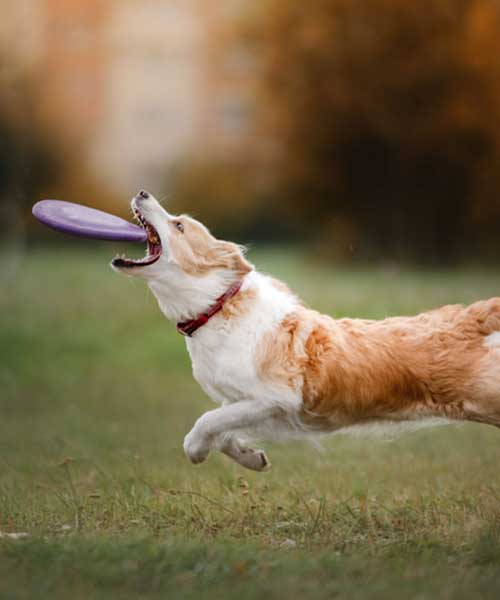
top-left (0, 56), bottom-right (60, 238)
top-left (0, 52), bottom-right (121, 240)
top-left (169, 154), bottom-right (294, 241)
top-left (251, 0), bottom-right (500, 260)
top-left (169, 156), bottom-right (256, 234)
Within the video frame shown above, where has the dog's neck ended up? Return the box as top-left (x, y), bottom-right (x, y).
top-left (176, 280), bottom-right (244, 337)
top-left (184, 272), bottom-right (301, 354)
top-left (147, 267), bottom-right (250, 323)
top-left (149, 269), bottom-right (300, 349)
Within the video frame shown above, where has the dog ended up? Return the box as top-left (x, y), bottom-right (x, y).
top-left (112, 190), bottom-right (500, 471)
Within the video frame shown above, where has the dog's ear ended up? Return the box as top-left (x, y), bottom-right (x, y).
top-left (210, 241), bottom-right (253, 276)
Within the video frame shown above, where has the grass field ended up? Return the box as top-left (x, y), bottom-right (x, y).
top-left (2, 245), bottom-right (500, 598)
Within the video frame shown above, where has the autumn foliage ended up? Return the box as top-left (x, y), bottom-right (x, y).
top-left (251, 0), bottom-right (500, 260)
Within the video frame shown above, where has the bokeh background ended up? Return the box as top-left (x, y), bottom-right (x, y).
top-left (3, 2), bottom-right (500, 598)
top-left (3, 0), bottom-right (500, 261)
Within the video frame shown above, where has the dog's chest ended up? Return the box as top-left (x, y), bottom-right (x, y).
top-left (186, 337), bottom-right (259, 404)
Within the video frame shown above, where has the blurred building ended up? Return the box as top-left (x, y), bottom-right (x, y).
top-left (5, 0), bottom-right (256, 197)
top-left (0, 0), bottom-right (44, 69)
top-left (37, 0), bottom-right (108, 145)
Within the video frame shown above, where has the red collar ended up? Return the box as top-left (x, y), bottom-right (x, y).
top-left (176, 280), bottom-right (243, 337)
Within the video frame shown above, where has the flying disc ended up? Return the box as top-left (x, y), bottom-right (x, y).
top-left (32, 200), bottom-right (147, 242)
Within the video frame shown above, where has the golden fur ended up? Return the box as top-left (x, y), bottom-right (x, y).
top-left (256, 299), bottom-right (500, 432)
top-left (168, 215), bottom-right (252, 278)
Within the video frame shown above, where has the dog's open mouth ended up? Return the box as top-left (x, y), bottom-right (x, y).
top-left (111, 207), bottom-right (162, 269)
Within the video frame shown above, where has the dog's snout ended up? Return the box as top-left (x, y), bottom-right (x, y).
top-left (137, 190), bottom-right (150, 200)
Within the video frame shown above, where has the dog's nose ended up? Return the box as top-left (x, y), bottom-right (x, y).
top-left (137, 190), bottom-right (149, 200)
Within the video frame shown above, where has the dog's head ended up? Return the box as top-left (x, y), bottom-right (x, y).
top-left (111, 190), bottom-right (253, 320)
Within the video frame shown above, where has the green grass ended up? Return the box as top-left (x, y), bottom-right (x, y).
top-left (2, 245), bottom-right (500, 598)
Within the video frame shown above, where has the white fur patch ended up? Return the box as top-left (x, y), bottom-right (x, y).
top-left (484, 331), bottom-right (500, 349)
top-left (334, 417), bottom-right (453, 441)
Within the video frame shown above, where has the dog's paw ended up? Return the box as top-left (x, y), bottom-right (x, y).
top-left (183, 431), bottom-right (211, 465)
top-left (238, 448), bottom-right (272, 472)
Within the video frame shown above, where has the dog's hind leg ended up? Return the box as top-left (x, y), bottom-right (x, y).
top-left (459, 349), bottom-right (500, 429)
top-left (183, 402), bottom-right (277, 471)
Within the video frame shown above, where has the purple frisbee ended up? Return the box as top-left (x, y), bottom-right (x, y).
top-left (32, 200), bottom-right (147, 243)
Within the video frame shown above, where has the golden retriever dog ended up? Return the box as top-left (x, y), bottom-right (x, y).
top-left (112, 190), bottom-right (500, 471)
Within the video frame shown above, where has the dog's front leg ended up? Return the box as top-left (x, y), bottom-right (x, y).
top-left (183, 402), bottom-right (276, 471)
top-left (219, 435), bottom-right (271, 471)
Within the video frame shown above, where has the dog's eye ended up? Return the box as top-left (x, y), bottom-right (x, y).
top-left (174, 221), bottom-right (184, 233)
